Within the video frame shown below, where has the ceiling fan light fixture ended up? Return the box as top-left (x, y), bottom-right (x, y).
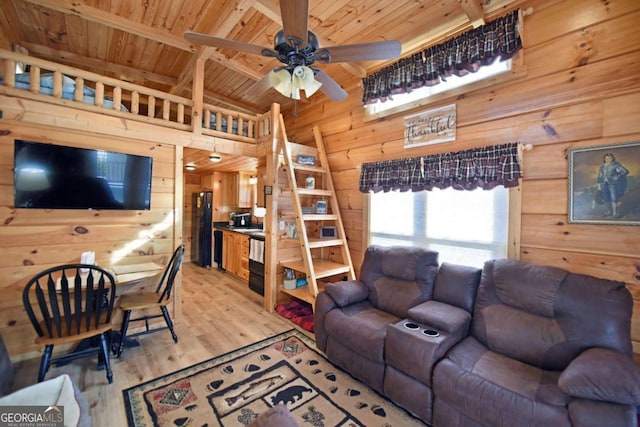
top-left (269, 66), bottom-right (321, 100)
top-left (293, 65), bottom-right (322, 97)
top-left (270, 68), bottom-right (293, 98)
top-left (209, 153), bottom-right (222, 162)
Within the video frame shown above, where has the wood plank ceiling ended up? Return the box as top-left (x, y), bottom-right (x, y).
top-left (0, 0), bottom-right (522, 175)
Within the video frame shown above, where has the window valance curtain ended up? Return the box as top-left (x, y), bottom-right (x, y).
top-left (359, 142), bottom-right (522, 193)
top-left (362, 10), bottom-right (522, 105)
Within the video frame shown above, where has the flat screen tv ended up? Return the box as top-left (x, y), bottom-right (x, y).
top-left (14, 140), bottom-right (153, 210)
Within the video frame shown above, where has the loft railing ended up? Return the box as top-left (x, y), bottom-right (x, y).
top-left (0, 49), bottom-right (269, 144)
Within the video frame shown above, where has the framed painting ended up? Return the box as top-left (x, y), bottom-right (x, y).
top-left (568, 141), bottom-right (640, 225)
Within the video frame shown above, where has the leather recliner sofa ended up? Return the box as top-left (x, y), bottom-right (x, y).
top-left (314, 245), bottom-right (640, 426)
top-left (433, 258), bottom-right (640, 427)
top-left (315, 245), bottom-right (483, 423)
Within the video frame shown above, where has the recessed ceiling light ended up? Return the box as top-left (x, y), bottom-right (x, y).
top-left (209, 153), bottom-right (222, 162)
top-left (185, 164), bottom-right (196, 171)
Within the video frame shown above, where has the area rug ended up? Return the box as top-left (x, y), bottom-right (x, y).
top-left (123, 329), bottom-right (426, 426)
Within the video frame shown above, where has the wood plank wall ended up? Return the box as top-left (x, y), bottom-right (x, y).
top-left (0, 121), bottom-right (179, 360)
top-left (283, 0), bottom-right (640, 353)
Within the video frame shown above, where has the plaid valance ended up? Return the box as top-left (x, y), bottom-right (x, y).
top-left (359, 142), bottom-right (522, 193)
top-left (362, 10), bottom-right (522, 105)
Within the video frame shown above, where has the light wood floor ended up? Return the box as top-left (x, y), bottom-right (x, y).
top-left (11, 262), bottom-right (299, 427)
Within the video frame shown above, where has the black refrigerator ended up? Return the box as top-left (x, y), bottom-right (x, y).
top-left (192, 191), bottom-right (212, 267)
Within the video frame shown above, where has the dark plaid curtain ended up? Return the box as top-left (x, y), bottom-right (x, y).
top-left (359, 142), bottom-right (522, 193)
top-left (362, 10), bottom-right (522, 105)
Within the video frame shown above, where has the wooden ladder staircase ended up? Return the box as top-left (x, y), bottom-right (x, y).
top-left (277, 115), bottom-right (356, 305)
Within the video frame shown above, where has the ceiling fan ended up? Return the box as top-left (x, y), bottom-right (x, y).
top-left (184, 0), bottom-right (401, 101)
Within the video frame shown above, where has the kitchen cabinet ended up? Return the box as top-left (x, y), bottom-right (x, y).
top-left (239, 236), bottom-right (249, 281)
top-left (222, 230), bottom-right (234, 272)
top-left (221, 230), bottom-right (249, 281)
top-left (238, 172), bottom-right (252, 208)
top-left (219, 172), bottom-right (253, 208)
top-left (219, 174), bottom-right (238, 208)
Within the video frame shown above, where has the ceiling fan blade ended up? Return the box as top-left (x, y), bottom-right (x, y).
top-left (280, 0), bottom-right (309, 46)
top-left (315, 70), bottom-right (348, 101)
top-left (184, 30), bottom-right (273, 57)
top-left (323, 40), bottom-right (402, 63)
top-left (248, 71), bottom-right (274, 96)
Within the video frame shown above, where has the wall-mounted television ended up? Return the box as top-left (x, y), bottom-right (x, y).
top-left (14, 140), bottom-right (153, 210)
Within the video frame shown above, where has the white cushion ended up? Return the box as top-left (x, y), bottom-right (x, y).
top-left (0, 374), bottom-right (89, 427)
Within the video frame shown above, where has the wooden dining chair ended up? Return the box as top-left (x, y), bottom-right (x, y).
top-left (115, 245), bottom-right (185, 357)
top-left (22, 264), bottom-right (117, 383)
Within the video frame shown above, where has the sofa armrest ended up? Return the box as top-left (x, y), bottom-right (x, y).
top-left (407, 300), bottom-right (472, 341)
top-left (0, 334), bottom-right (13, 397)
top-left (558, 348), bottom-right (640, 405)
top-left (0, 374), bottom-right (91, 427)
top-left (324, 280), bottom-right (369, 307)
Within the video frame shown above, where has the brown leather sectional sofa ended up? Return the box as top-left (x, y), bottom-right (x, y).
top-left (314, 245), bottom-right (640, 426)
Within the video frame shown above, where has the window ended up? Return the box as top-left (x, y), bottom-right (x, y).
top-left (365, 59), bottom-right (511, 116)
top-left (368, 187), bottom-right (509, 268)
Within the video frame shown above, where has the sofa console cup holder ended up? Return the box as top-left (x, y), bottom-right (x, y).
top-left (422, 329), bottom-right (440, 337)
top-left (403, 322), bottom-right (440, 337)
top-left (403, 322), bottom-right (420, 330)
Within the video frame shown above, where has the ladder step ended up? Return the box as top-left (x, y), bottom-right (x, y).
top-left (280, 259), bottom-right (304, 269)
top-left (307, 238), bottom-right (344, 248)
top-left (281, 259), bottom-right (352, 279)
top-left (302, 214), bottom-right (338, 221)
top-left (293, 164), bottom-right (328, 173)
top-left (281, 286), bottom-right (320, 303)
top-left (313, 259), bottom-right (353, 279)
top-left (280, 212), bottom-right (335, 219)
top-left (298, 188), bottom-right (332, 196)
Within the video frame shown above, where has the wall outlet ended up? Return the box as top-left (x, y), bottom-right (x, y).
top-left (279, 221), bottom-right (285, 230)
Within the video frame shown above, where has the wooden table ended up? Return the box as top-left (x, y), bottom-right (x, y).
top-left (54, 262), bottom-right (164, 290)
top-left (111, 262), bottom-right (164, 286)
top-left (54, 262), bottom-right (165, 367)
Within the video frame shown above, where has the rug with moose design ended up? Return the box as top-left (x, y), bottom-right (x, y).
top-left (123, 329), bottom-right (426, 426)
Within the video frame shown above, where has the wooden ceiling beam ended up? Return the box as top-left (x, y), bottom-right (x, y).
top-left (400, 15), bottom-right (471, 57)
top-left (170, 56), bottom-right (198, 95)
top-left (23, 0), bottom-right (267, 112)
top-left (197, 0), bottom-right (257, 63)
top-left (0, 17), bottom-right (11, 50)
top-left (22, 0), bottom-right (194, 52)
top-left (202, 90), bottom-right (262, 115)
top-left (459, 0), bottom-right (486, 28)
top-left (173, 49), bottom-right (263, 93)
top-left (173, 0), bottom-right (262, 110)
top-left (253, 0), bottom-right (280, 23)
top-left (22, 42), bottom-right (178, 86)
top-left (171, 63), bottom-right (260, 113)
top-left (207, 51), bottom-right (263, 80)
top-left (400, 3), bottom-right (517, 59)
